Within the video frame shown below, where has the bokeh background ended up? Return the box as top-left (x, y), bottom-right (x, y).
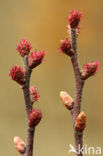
top-left (0, 0), bottom-right (103, 155)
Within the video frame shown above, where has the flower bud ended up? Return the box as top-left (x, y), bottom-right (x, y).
top-left (9, 66), bottom-right (25, 85)
top-left (68, 10), bottom-right (82, 28)
top-left (81, 61), bottom-right (99, 80)
top-left (28, 50), bottom-right (45, 69)
top-left (60, 91), bottom-right (74, 110)
top-left (30, 86), bottom-right (40, 104)
top-left (59, 38), bottom-right (74, 57)
top-left (75, 112), bottom-right (86, 132)
top-left (29, 109), bottom-right (42, 128)
top-left (13, 136), bottom-right (26, 154)
top-left (16, 39), bottom-right (31, 57)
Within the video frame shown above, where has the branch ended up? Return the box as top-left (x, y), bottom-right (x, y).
top-left (70, 28), bottom-right (84, 156)
top-left (22, 55), bottom-right (35, 156)
top-left (10, 39), bottom-right (44, 156)
top-left (59, 11), bottom-right (86, 156)
top-left (23, 128), bottom-right (35, 156)
top-left (59, 10), bottom-right (99, 156)
top-left (22, 55), bottom-right (32, 119)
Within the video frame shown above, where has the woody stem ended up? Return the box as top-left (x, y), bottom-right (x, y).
top-left (70, 28), bottom-right (84, 156)
top-left (22, 55), bottom-right (35, 156)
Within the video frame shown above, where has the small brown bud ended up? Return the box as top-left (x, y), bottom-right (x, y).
top-left (75, 112), bottom-right (86, 132)
top-left (13, 136), bottom-right (26, 154)
top-left (29, 109), bottom-right (42, 128)
top-left (60, 91), bottom-right (74, 110)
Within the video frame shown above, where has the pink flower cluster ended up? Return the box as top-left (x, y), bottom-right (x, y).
top-left (29, 109), bottom-right (42, 128)
top-left (68, 10), bottom-right (82, 28)
top-left (9, 66), bottom-right (25, 85)
top-left (59, 38), bottom-right (74, 57)
top-left (29, 50), bottom-right (45, 69)
top-left (81, 61), bottom-right (99, 80)
top-left (59, 10), bottom-right (82, 57)
top-left (59, 11), bottom-right (99, 81)
top-left (17, 39), bottom-right (45, 69)
top-left (17, 39), bottom-right (31, 57)
top-left (9, 39), bottom-right (45, 85)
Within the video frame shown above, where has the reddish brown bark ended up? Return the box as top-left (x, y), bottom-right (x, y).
top-left (70, 28), bottom-right (85, 156)
top-left (22, 55), bottom-right (35, 156)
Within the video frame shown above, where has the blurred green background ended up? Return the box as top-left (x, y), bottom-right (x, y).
top-left (0, 0), bottom-right (103, 155)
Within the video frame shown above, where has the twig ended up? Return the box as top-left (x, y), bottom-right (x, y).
top-left (70, 28), bottom-right (84, 156)
top-left (10, 39), bottom-right (45, 156)
top-left (22, 55), bottom-right (34, 156)
top-left (59, 10), bottom-right (99, 156)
